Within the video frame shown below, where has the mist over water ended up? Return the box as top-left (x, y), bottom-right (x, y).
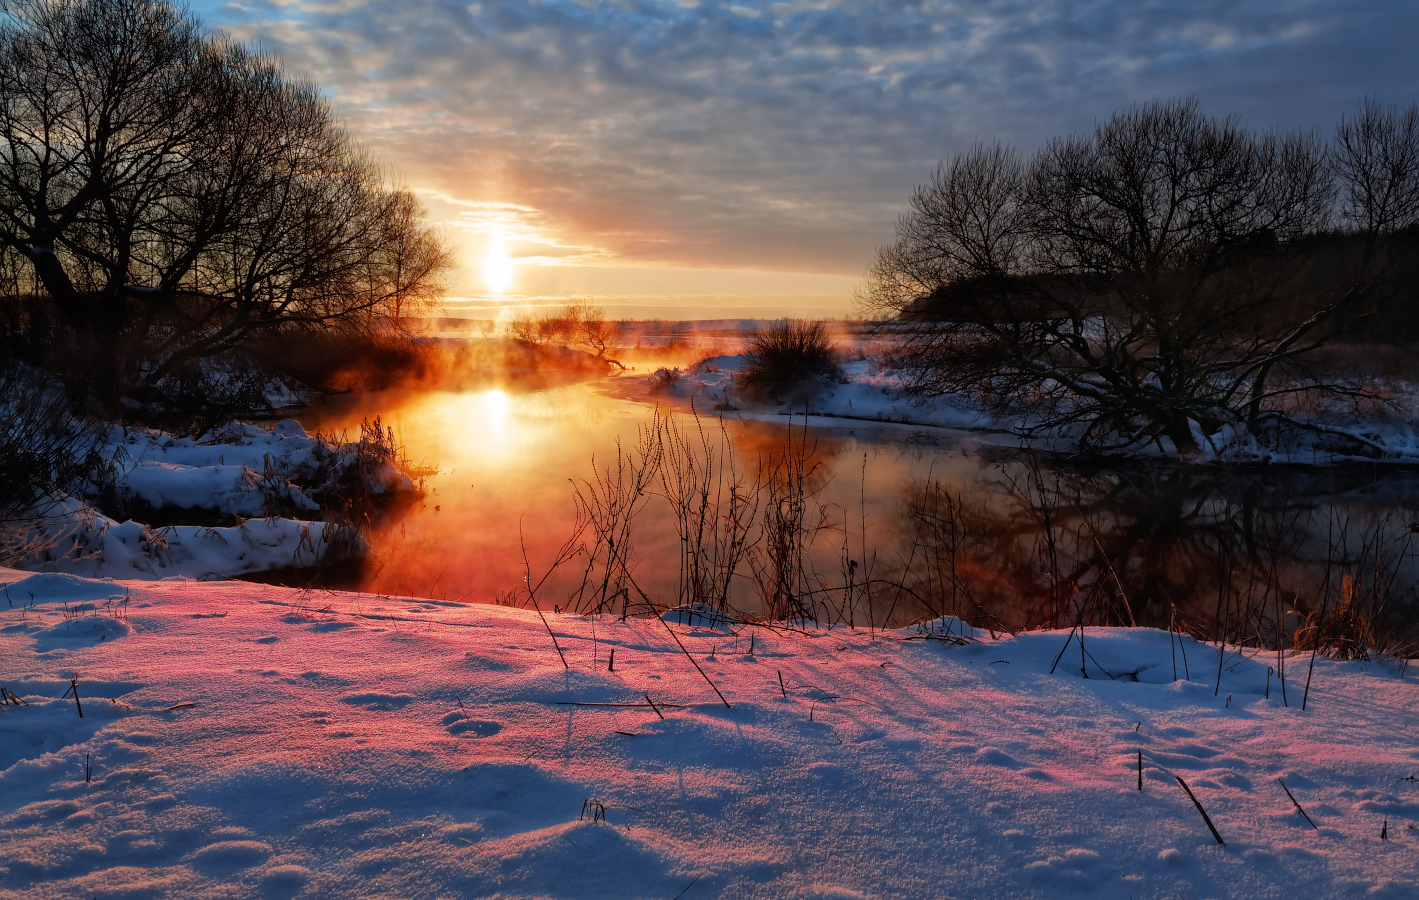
top-left (299, 376), bottom-right (1419, 646)
top-left (299, 380), bottom-right (941, 608)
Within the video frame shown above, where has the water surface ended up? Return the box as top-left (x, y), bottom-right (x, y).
top-left (300, 377), bottom-right (1419, 647)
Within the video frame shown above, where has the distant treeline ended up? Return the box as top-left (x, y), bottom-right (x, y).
top-left (860, 98), bottom-right (1419, 454)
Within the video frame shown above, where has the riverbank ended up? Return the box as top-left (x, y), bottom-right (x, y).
top-left (642, 351), bottom-right (1419, 464)
top-left (2, 569), bottom-right (1415, 899)
top-left (7, 418), bottom-right (419, 583)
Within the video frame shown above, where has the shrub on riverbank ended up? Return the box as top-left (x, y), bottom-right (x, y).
top-left (0, 364), bottom-right (104, 564)
top-left (506, 301), bottom-right (628, 368)
top-left (735, 319), bottom-right (841, 404)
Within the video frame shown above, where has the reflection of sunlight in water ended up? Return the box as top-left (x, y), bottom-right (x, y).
top-left (404, 388), bottom-right (592, 468)
top-left (299, 383), bottom-right (637, 601)
top-left (465, 389), bottom-right (510, 461)
top-left (304, 381), bottom-right (1419, 639)
top-left (304, 385), bottom-right (1007, 618)
top-left (484, 389), bottom-right (508, 412)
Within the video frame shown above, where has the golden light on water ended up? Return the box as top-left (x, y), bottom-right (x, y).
top-left (481, 389), bottom-right (509, 417)
top-left (469, 389), bottom-right (511, 458)
top-left (482, 231), bottom-right (514, 294)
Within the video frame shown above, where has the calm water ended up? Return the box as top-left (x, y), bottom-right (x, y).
top-left (299, 377), bottom-right (1419, 646)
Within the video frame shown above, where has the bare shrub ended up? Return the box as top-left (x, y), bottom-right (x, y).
top-left (0, 363), bottom-right (102, 563)
top-left (136, 357), bottom-right (279, 434)
top-left (747, 421), bottom-right (835, 622)
top-left (736, 319), bottom-right (840, 404)
top-left (648, 367), bottom-right (682, 393)
top-left (658, 410), bottom-right (762, 613)
top-left (1292, 514), bottom-right (1414, 661)
top-left (568, 413), bottom-right (665, 616)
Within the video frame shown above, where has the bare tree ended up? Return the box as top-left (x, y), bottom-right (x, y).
top-left (860, 98), bottom-right (1419, 454)
top-left (506, 300), bottom-right (625, 366)
top-left (0, 0), bottom-right (450, 409)
top-left (1335, 99), bottom-right (1419, 246)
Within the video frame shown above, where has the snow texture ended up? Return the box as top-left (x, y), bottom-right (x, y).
top-left (108, 419), bottom-right (407, 516)
top-left (2, 569), bottom-right (1416, 899)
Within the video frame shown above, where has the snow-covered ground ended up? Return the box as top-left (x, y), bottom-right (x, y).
top-left (104, 419), bottom-right (411, 520)
top-left (9, 420), bottom-right (412, 581)
top-left (9, 497), bottom-right (346, 581)
top-left (647, 353), bottom-right (1419, 463)
top-left (107, 420), bottom-right (328, 519)
top-left (3, 569), bottom-right (1416, 899)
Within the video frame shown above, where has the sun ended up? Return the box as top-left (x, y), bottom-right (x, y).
top-left (482, 231), bottom-right (514, 294)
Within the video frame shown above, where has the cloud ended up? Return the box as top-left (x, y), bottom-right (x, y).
top-left (196, 0), bottom-right (1419, 277)
top-left (420, 194), bottom-right (610, 265)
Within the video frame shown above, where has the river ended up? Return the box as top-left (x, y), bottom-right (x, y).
top-left (299, 374), bottom-right (1419, 651)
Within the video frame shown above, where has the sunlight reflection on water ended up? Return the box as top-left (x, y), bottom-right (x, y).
top-left (298, 380), bottom-right (962, 610)
top-left (299, 378), bottom-right (1419, 640)
top-left (300, 382), bottom-right (687, 602)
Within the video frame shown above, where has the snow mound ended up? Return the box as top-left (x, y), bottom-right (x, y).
top-left (1, 572), bottom-right (124, 605)
top-left (12, 497), bottom-right (360, 580)
top-left (661, 603), bottom-right (738, 631)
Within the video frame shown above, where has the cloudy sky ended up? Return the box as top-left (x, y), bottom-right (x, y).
top-left (193, 0), bottom-right (1419, 319)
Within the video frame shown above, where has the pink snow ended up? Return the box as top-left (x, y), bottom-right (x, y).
top-left (1, 568), bottom-right (1416, 899)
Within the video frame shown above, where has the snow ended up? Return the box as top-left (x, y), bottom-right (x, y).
top-left (653, 355), bottom-right (996, 433)
top-left (7, 418), bottom-right (409, 581)
top-left (118, 461), bottom-right (318, 519)
top-left (106, 418), bottom-right (406, 516)
top-left (10, 496), bottom-right (351, 581)
top-left (3, 569), bottom-right (1417, 899)
top-left (646, 354), bottom-right (1419, 463)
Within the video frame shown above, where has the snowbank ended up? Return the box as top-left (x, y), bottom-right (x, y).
top-left (6, 419), bottom-right (403, 581)
top-left (646, 354), bottom-right (1419, 463)
top-left (107, 419), bottom-right (410, 517)
top-left (2, 570), bottom-right (1415, 899)
top-left (650, 354), bottom-right (995, 431)
top-left (9, 497), bottom-right (353, 580)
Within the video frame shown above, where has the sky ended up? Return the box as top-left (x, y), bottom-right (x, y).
top-left (192, 0), bottom-right (1419, 321)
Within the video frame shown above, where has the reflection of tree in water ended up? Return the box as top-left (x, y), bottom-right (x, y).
top-left (887, 460), bottom-right (1419, 650)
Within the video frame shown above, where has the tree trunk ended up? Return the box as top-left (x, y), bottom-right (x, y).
top-left (27, 248), bottom-right (86, 332)
top-left (1165, 416), bottom-right (1200, 456)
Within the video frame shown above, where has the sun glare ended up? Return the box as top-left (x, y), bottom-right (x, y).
top-left (474, 389), bottom-right (511, 452)
top-left (482, 389), bottom-right (509, 415)
top-left (482, 231), bottom-right (514, 294)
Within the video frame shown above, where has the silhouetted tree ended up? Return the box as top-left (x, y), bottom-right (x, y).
top-left (0, 0), bottom-right (450, 410)
top-left (860, 98), bottom-right (1419, 454)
